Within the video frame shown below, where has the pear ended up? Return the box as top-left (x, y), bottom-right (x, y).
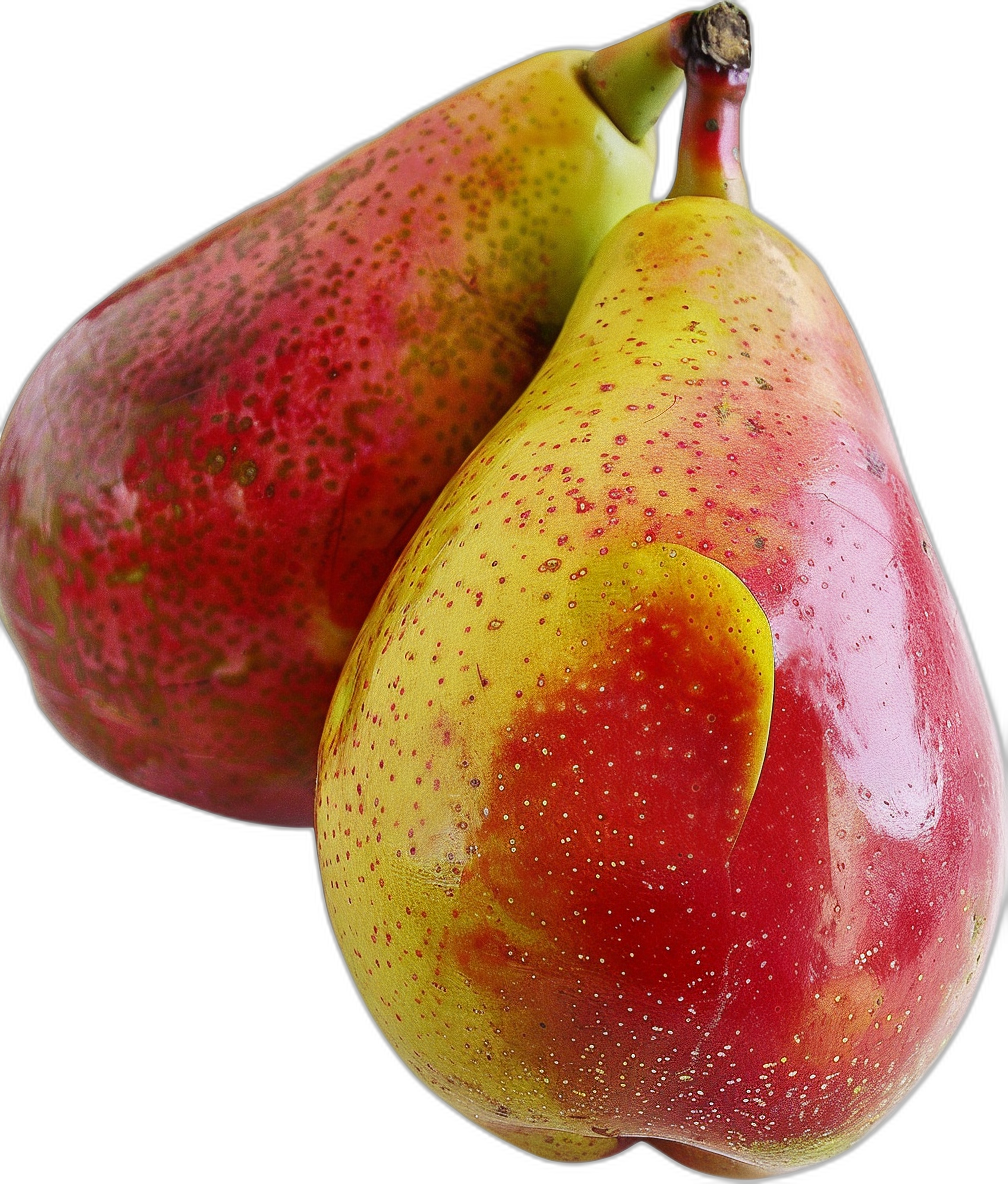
top-left (316, 4), bottom-right (1005, 1174)
top-left (0, 18), bottom-right (686, 825)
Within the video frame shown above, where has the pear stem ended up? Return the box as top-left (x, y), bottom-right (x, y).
top-left (583, 16), bottom-right (687, 144)
top-left (668, 3), bottom-right (751, 207)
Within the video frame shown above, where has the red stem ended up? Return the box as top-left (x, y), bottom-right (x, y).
top-left (668, 6), bottom-right (750, 206)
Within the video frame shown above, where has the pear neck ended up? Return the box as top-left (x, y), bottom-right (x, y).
top-left (583, 18), bottom-right (686, 144)
top-left (668, 5), bottom-right (751, 208)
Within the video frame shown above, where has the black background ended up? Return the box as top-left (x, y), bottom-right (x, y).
top-left (5, 4), bottom-right (999, 1179)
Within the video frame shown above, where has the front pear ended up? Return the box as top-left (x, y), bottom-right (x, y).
top-left (317, 5), bottom-right (1004, 1175)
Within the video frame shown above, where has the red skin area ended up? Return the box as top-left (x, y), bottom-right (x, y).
top-left (0, 50), bottom-right (657, 824)
top-left (316, 200), bottom-right (1005, 1171)
top-left (667, 51), bottom-right (748, 205)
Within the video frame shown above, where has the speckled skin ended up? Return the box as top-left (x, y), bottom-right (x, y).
top-left (316, 199), bottom-right (1005, 1171)
top-left (0, 46), bottom-right (665, 825)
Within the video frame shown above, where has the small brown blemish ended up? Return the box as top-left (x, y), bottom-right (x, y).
top-left (866, 449), bottom-right (886, 479)
top-left (235, 459), bottom-right (259, 486)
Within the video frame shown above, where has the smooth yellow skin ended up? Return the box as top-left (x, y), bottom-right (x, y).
top-left (437, 47), bottom-right (664, 334)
